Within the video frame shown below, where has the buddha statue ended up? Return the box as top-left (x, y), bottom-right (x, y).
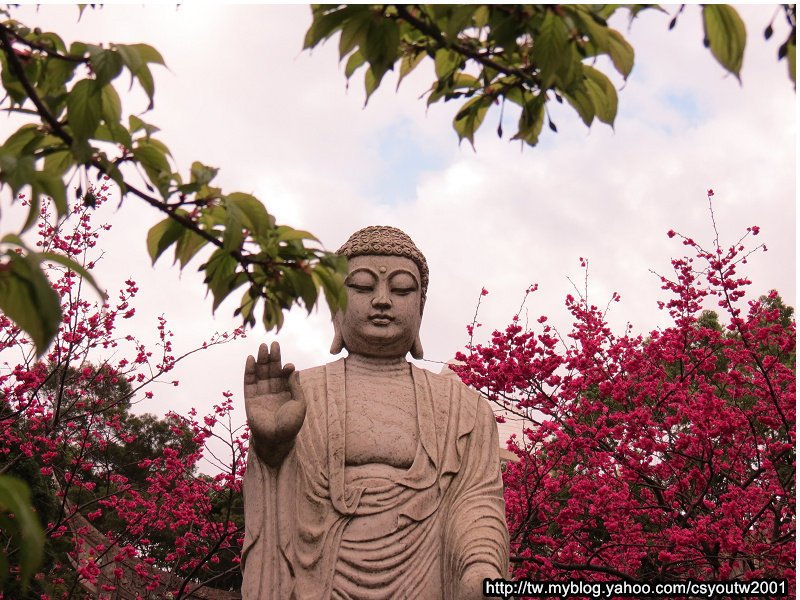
top-left (241, 226), bottom-right (509, 599)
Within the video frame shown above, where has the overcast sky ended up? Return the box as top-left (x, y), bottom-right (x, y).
top-left (1, 4), bottom-right (795, 458)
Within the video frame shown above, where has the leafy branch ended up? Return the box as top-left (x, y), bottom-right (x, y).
top-left (304, 4), bottom-right (789, 148)
top-left (0, 11), bottom-right (347, 357)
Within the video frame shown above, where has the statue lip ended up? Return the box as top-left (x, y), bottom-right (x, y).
top-left (368, 314), bottom-right (394, 325)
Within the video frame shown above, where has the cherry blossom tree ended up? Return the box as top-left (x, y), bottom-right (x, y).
top-left (454, 191), bottom-right (795, 588)
top-left (0, 187), bottom-right (247, 599)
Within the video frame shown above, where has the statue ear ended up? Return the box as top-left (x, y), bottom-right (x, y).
top-left (330, 312), bottom-right (345, 355)
top-left (410, 334), bottom-right (424, 360)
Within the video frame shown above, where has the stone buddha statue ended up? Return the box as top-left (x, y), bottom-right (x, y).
top-left (241, 226), bottom-right (509, 599)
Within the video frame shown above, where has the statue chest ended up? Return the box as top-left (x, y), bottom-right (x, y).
top-left (344, 373), bottom-right (419, 468)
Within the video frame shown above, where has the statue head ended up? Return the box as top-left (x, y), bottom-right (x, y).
top-left (331, 226), bottom-right (428, 359)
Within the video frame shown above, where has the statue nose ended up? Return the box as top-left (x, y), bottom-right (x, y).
top-left (372, 294), bottom-right (391, 309)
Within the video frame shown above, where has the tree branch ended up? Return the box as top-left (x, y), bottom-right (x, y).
top-left (394, 5), bottom-right (540, 86)
top-left (0, 23), bottom-right (272, 287)
top-left (510, 554), bottom-right (635, 580)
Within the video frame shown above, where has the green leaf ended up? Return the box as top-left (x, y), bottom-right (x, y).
top-left (702, 5), bottom-right (746, 81)
top-left (364, 67), bottom-right (379, 104)
top-left (42, 58), bottom-right (77, 97)
top-left (37, 133), bottom-right (65, 150)
top-left (304, 6), bottom-right (356, 49)
top-left (100, 84), bottom-right (122, 124)
top-left (1, 124), bottom-right (39, 155)
top-left (94, 121), bottom-right (133, 150)
top-left (223, 202), bottom-right (244, 253)
top-left (1, 233), bottom-right (26, 247)
top-left (0, 150), bottom-right (31, 188)
top-left (202, 248), bottom-right (243, 312)
top-left (564, 83), bottom-right (596, 127)
top-left (570, 6), bottom-right (609, 46)
top-left (135, 65), bottom-right (155, 109)
top-left (69, 41), bottom-right (87, 56)
top-left (434, 49), bottom-right (461, 80)
top-left (175, 229), bottom-right (208, 268)
top-left (338, 10), bottom-right (372, 58)
top-left (87, 46), bottom-right (123, 86)
top-left (262, 295), bottom-right (285, 331)
top-left (129, 43), bottom-right (165, 66)
top-left (226, 193), bottom-right (274, 238)
top-left (68, 137), bottom-right (93, 164)
top-left (236, 287), bottom-right (258, 328)
top-left (115, 43), bottom-right (144, 75)
top-left (606, 29), bottom-right (634, 79)
top-left (568, 5), bottom-right (634, 82)
top-left (132, 140), bottom-right (171, 196)
top-left (397, 48), bottom-right (424, 90)
top-left (0, 53), bottom-right (28, 104)
top-left (282, 267), bottom-right (318, 313)
top-left (0, 475), bottom-right (44, 590)
top-left (43, 149), bottom-right (73, 177)
top-left (473, 5), bottom-right (490, 28)
top-left (199, 204), bottom-right (227, 228)
top-left (66, 79), bottom-right (102, 143)
top-left (313, 262), bottom-right (347, 313)
top-left (532, 11), bottom-right (569, 89)
top-left (146, 213), bottom-right (187, 264)
top-left (440, 5), bottom-right (478, 41)
top-left (215, 271), bottom-right (249, 313)
top-left (363, 18), bottom-right (400, 86)
top-left (129, 114), bottom-right (160, 137)
top-left (115, 44), bottom-right (158, 107)
top-left (0, 151), bottom-right (39, 230)
top-left (190, 161), bottom-right (218, 186)
top-left (32, 30), bottom-right (67, 53)
top-left (345, 49), bottom-right (366, 79)
top-left (141, 136), bottom-right (171, 157)
top-left (453, 95), bottom-right (491, 147)
top-left (583, 65), bottom-right (618, 125)
top-left (0, 252), bottom-right (62, 355)
top-left (32, 172), bottom-right (67, 218)
top-left (275, 226), bottom-right (319, 243)
top-left (512, 95), bottom-right (545, 146)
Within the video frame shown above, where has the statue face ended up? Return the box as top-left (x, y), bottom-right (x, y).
top-left (338, 255), bottom-right (422, 358)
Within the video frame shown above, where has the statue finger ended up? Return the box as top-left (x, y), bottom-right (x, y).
top-left (288, 371), bottom-right (307, 410)
top-left (255, 343), bottom-right (271, 379)
top-left (268, 362), bottom-right (293, 393)
top-left (244, 355), bottom-right (257, 396)
top-left (266, 341), bottom-right (285, 379)
top-left (244, 355), bottom-right (257, 384)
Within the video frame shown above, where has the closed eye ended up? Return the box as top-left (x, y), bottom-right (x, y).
top-left (392, 287), bottom-right (415, 296)
top-left (348, 283), bottom-right (374, 293)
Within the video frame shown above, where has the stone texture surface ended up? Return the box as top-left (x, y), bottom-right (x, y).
top-left (242, 226), bottom-right (509, 599)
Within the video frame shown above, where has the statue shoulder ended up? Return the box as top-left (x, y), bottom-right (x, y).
top-left (413, 363), bottom-right (486, 414)
top-left (296, 357), bottom-right (345, 387)
top-left (423, 363), bottom-right (480, 393)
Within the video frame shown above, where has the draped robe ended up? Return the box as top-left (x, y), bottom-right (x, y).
top-left (241, 358), bottom-right (508, 599)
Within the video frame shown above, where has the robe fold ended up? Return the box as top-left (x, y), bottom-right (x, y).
top-left (242, 358), bottom-right (508, 599)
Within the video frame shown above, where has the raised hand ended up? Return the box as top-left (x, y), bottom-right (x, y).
top-left (244, 341), bottom-right (307, 468)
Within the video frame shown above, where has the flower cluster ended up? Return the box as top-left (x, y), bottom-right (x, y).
top-left (455, 202), bottom-right (794, 588)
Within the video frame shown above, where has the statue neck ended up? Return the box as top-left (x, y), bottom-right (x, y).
top-left (345, 353), bottom-right (410, 376)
